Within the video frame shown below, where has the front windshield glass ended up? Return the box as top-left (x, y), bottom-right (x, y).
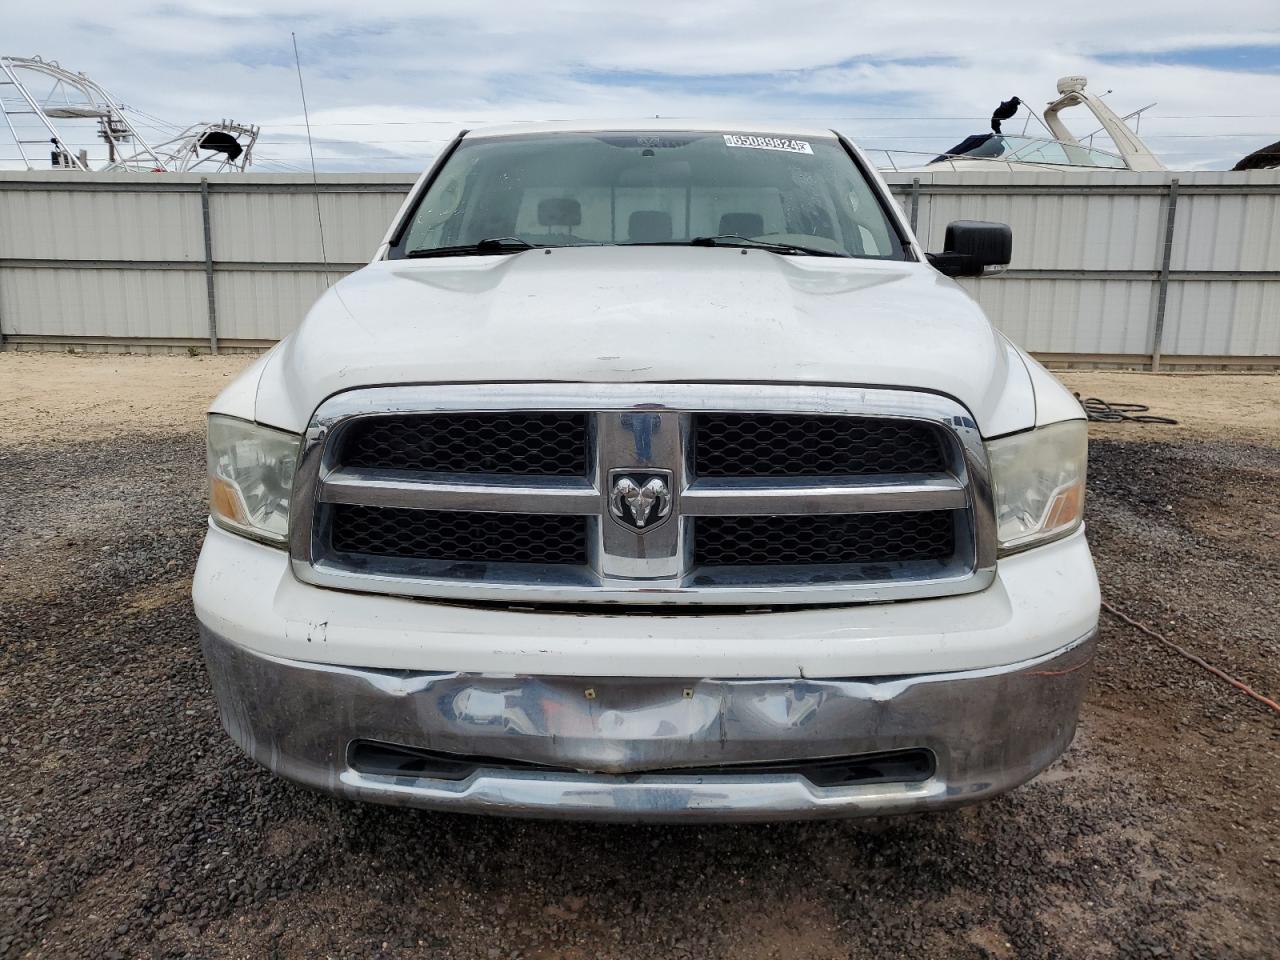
top-left (394, 131), bottom-right (905, 260)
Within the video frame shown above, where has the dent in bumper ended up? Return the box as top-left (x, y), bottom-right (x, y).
top-left (200, 625), bottom-right (1096, 822)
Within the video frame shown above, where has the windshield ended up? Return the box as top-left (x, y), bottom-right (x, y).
top-left (1001, 136), bottom-right (1127, 168)
top-left (393, 131), bottom-right (905, 260)
top-left (929, 134), bottom-right (1126, 169)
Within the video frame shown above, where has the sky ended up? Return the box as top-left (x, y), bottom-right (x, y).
top-left (4, 1), bottom-right (1280, 173)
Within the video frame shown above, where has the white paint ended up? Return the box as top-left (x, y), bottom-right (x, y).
top-left (190, 139), bottom-right (1098, 686)
top-left (252, 245), bottom-right (1037, 436)
top-left (207, 345), bottom-right (276, 420)
top-left (193, 523), bottom-right (1099, 678)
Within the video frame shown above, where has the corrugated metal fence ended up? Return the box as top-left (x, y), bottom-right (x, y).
top-left (904, 171), bottom-right (1280, 368)
top-left (2, 169), bottom-right (1278, 368)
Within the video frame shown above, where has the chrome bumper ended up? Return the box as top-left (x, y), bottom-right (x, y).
top-left (200, 626), bottom-right (1095, 823)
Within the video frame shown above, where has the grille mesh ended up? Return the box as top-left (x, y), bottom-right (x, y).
top-left (331, 506), bottom-right (587, 565)
top-left (694, 511), bottom-right (955, 567)
top-left (340, 413), bottom-right (590, 476)
top-left (694, 414), bottom-right (947, 477)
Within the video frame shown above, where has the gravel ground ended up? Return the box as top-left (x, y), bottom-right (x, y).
top-left (1, 357), bottom-right (1277, 959)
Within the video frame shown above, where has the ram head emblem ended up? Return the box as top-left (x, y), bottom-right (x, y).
top-left (608, 471), bottom-right (673, 530)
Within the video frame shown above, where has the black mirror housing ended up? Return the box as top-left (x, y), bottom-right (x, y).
top-left (927, 220), bottom-right (1012, 277)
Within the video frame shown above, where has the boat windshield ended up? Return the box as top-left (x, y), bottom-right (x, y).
top-left (931, 134), bottom-right (1127, 169)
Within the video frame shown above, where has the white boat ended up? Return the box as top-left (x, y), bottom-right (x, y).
top-left (882, 76), bottom-right (1166, 173)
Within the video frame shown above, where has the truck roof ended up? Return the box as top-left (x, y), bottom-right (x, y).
top-left (463, 119), bottom-right (839, 140)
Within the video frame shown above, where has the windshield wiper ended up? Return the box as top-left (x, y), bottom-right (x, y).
top-left (405, 237), bottom-right (538, 259)
top-left (688, 234), bottom-right (847, 258)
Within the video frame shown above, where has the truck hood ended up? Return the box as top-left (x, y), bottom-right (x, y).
top-left (254, 246), bottom-right (1034, 435)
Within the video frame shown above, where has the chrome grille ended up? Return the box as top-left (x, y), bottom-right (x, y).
top-left (290, 384), bottom-right (996, 606)
top-left (694, 413), bottom-right (948, 477)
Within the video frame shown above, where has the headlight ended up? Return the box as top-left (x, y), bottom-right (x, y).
top-left (987, 420), bottom-right (1087, 554)
top-left (207, 415), bottom-right (300, 545)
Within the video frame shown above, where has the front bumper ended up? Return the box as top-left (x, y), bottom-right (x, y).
top-left (201, 625), bottom-right (1095, 822)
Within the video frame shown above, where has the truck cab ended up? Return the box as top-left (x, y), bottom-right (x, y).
top-left (194, 122), bottom-right (1098, 821)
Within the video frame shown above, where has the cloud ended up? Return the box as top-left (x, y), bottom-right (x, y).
top-left (4, 0), bottom-right (1279, 171)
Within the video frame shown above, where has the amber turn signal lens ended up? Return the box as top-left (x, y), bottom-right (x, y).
top-left (1043, 482), bottom-right (1084, 531)
top-left (210, 476), bottom-right (251, 527)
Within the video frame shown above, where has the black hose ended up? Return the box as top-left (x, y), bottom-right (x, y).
top-left (1074, 394), bottom-right (1179, 425)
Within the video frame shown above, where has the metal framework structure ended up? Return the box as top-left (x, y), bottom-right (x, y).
top-left (0, 55), bottom-right (257, 172)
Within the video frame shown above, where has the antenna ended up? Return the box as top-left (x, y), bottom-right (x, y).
top-left (292, 33), bottom-right (331, 285)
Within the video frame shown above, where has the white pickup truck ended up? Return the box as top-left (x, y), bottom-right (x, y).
top-left (194, 122), bottom-right (1098, 821)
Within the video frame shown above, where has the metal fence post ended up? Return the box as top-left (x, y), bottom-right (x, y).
top-left (1150, 178), bottom-right (1179, 372)
top-left (909, 177), bottom-right (921, 235)
top-left (199, 178), bottom-right (219, 355)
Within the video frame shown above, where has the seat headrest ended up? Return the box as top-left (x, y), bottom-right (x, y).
top-left (537, 197), bottom-right (582, 228)
top-left (718, 212), bottom-right (763, 238)
top-left (628, 210), bottom-right (673, 243)
top-left (800, 205), bottom-right (834, 239)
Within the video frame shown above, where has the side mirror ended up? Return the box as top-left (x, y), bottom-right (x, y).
top-left (926, 220), bottom-right (1012, 277)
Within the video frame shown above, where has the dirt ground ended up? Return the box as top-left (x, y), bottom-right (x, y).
top-left (0, 354), bottom-right (253, 443)
top-left (1, 354), bottom-right (1277, 960)
top-left (1056, 370), bottom-right (1280, 445)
